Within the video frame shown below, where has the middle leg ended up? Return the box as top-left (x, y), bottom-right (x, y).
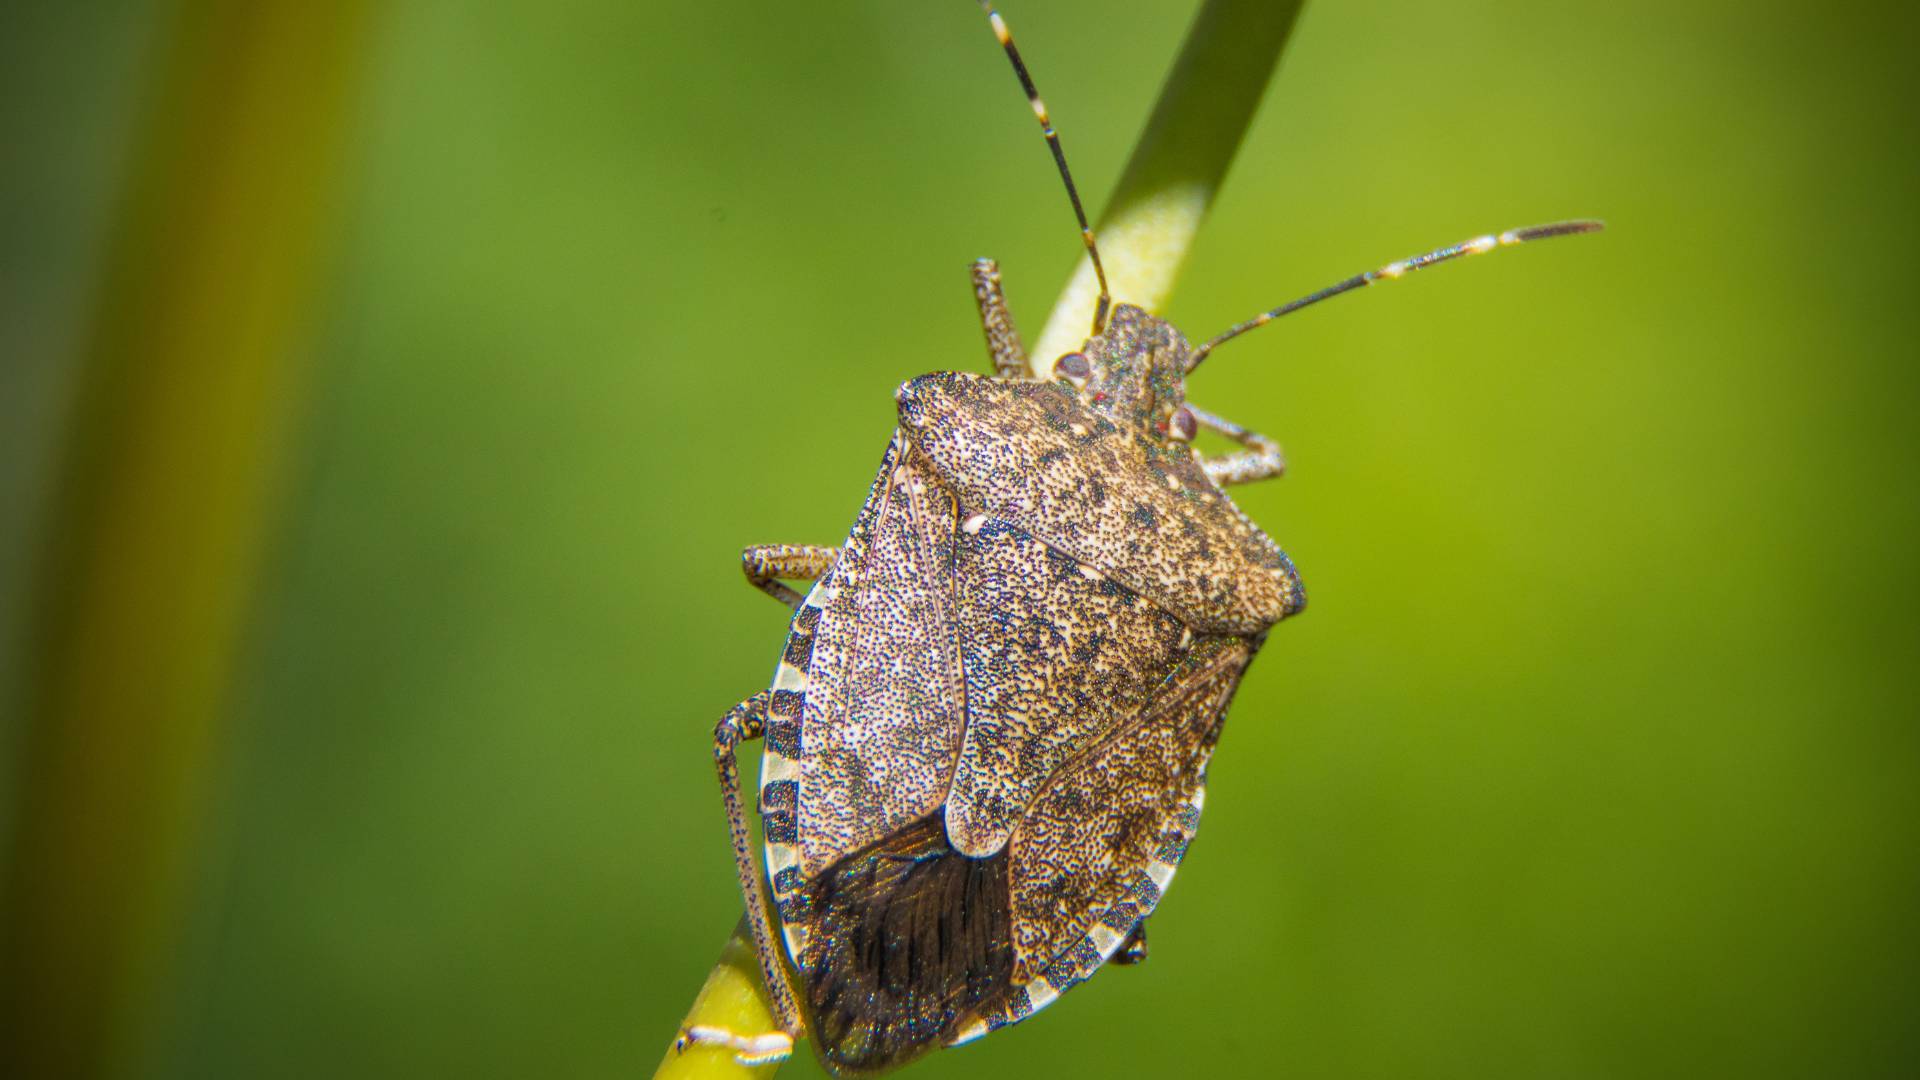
top-left (741, 544), bottom-right (838, 609)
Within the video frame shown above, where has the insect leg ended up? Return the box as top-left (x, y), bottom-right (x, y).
top-left (1110, 919), bottom-right (1149, 965)
top-left (686, 690), bottom-right (805, 1064)
top-left (971, 258), bottom-right (1029, 379)
top-left (741, 544), bottom-right (839, 609)
top-left (1186, 404), bottom-right (1288, 487)
top-left (673, 1025), bottom-right (795, 1068)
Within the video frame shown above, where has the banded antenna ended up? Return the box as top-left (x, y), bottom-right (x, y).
top-left (977, 1), bottom-right (1113, 334)
top-left (1186, 220), bottom-right (1605, 373)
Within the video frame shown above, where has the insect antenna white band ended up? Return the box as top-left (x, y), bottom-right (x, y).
top-left (1185, 219), bottom-right (1604, 373)
top-left (977, 0), bottom-right (1113, 334)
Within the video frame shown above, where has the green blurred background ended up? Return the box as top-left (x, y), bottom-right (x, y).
top-left (3, 1), bottom-right (1915, 1077)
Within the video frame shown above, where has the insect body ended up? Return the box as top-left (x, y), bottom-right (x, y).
top-left (712, 304), bottom-right (1294, 1076)
top-left (681, 3), bottom-right (1598, 1073)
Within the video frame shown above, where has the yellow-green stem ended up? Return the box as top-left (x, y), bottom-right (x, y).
top-left (659, 2), bottom-right (1301, 1076)
top-left (656, 917), bottom-right (786, 1080)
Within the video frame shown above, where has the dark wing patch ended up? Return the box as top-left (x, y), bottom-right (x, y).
top-left (897, 371), bottom-right (1303, 635)
top-left (802, 811), bottom-right (1013, 1075)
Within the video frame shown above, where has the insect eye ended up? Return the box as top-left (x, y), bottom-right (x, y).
top-left (1168, 406), bottom-right (1198, 443)
top-left (1055, 352), bottom-right (1091, 381)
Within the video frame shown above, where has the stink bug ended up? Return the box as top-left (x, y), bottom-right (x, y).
top-left (678, 3), bottom-right (1600, 1073)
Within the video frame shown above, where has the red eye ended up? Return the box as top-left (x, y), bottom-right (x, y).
top-left (1055, 352), bottom-right (1090, 379)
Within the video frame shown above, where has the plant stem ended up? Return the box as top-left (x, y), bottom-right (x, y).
top-left (658, 2), bottom-right (1302, 1076)
top-left (655, 917), bottom-right (785, 1080)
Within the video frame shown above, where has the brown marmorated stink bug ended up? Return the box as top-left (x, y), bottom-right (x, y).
top-left (678, 3), bottom-right (1600, 1073)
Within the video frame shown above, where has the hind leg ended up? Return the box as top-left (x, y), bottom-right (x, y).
top-left (678, 692), bottom-right (805, 1066)
top-left (1109, 919), bottom-right (1149, 965)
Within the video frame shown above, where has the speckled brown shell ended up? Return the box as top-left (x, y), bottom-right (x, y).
top-left (897, 370), bottom-right (1303, 635)
top-left (755, 308), bottom-right (1303, 1073)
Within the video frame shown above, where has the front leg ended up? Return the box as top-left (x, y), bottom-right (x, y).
top-left (741, 544), bottom-right (838, 609)
top-left (1187, 403), bottom-right (1287, 487)
top-left (971, 258), bottom-right (1029, 379)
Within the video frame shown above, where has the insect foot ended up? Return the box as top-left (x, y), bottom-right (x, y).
top-left (674, 1025), bottom-right (794, 1068)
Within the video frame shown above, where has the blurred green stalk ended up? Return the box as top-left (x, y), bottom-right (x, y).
top-left (657, 2), bottom-right (1302, 1075)
top-left (0, 3), bottom-right (368, 1077)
